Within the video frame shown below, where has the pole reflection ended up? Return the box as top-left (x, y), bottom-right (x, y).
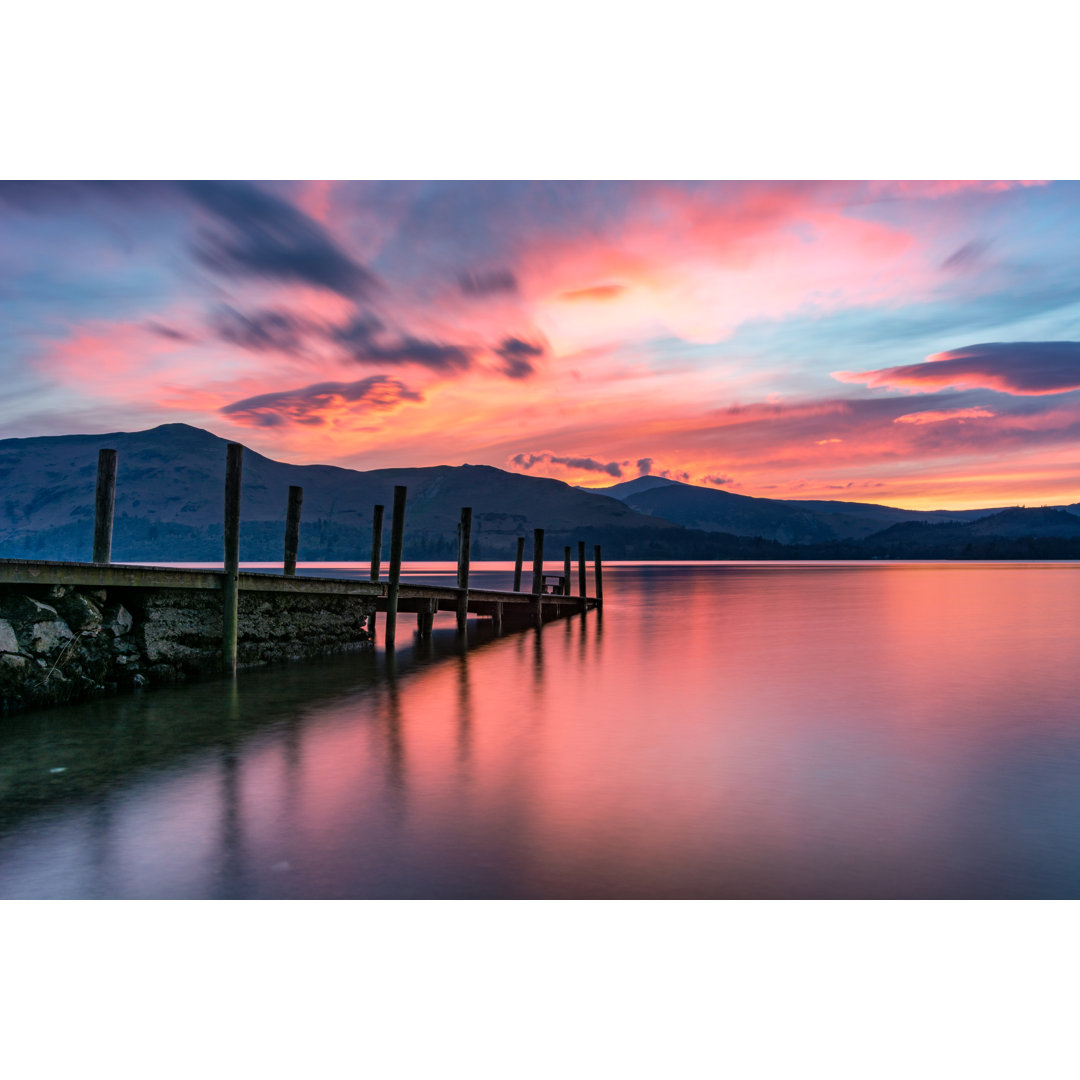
top-left (217, 680), bottom-right (247, 897)
top-left (456, 651), bottom-right (473, 773)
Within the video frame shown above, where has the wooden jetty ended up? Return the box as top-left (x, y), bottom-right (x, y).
top-left (0, 442), bottom-right (602, 681)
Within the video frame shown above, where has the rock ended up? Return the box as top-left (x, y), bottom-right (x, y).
top-left (0, 653), bottom-right (32, 703)
top-left (26, 619), bottom-right (75, 655)
top-left (56, 592), bottom-right (103, 632)
top-left (0, 619), bottom-right (19, 655)
top-left (46, 585), bottom-right (71, 600)
top-left (103, 605), bottom-right (133, 637)
top-left (83, 589), bottom-right (107, 603)
top-left (1, 594), bottom-right (60, 627)
top-left (147, 663), bottom-right (181, 682)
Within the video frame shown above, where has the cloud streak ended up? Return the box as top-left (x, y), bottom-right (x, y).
top-left (835, 342), bottom-right (1080, 396)
top-left (459, 269), bottom-right (518, 296)
top-left (221, 375), bottom-right (422, 427)
top-left (181, 181), bottom-right (378, 299)
top-left (493, 337), bottom-right (544, 379)
top-left (333, 314), bottom-right (475, 372)
top-left (512, 452), bottom-right (626, 478)
top-left (211, 305), bottom-right (313, 354)
top-left (894, 407), bottom-right (997, 425)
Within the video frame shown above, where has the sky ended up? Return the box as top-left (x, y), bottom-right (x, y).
top-left (2, 179), bottom-right (1079, 509)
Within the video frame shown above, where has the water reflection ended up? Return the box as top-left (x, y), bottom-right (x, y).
top-left (2, 563), bottom-right (1079, 898)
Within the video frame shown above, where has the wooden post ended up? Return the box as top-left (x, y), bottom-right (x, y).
top-left (531, 528), bottom-right (544, 595)
top-left (456, 507), bottom-right (472, 634)
top-left (283, 485), bottom-right (303, 575)
top-left (92, 448), bottom-right (117, 564)
top-left (223, 443), bottom-right (243, 674)
top-left (384, 485), bottom-right (407, 649)
top-left (563, 546), bottom-right (572, 596)
top-left (493, 602), bottom-right (503, 634)
top-left (417, 599), bottom-right (436, 638)
top-left (577, 540), bottom-right (587, 610)
top-left (513, 536), bottom-right (525, 592)
top-left (367, 503), bottom-right (384, 636)
top-left (369, 504), bottom-right (384, 582)
top-left (532, 528), bottom-right (545, 628)
top-left (593, 543), bottom-right (604, 608)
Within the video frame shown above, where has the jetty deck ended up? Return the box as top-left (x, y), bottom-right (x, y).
top-left (0, 558), bottom-right (597, 625)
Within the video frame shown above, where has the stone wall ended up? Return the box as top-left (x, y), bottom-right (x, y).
top-left (0, 582), bottom-right (374, 714)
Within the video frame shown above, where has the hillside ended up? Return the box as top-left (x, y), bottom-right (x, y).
top-left (0, 425), bottom-right (776, 561)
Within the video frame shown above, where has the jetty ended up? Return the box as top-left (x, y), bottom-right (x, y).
top-left (0, 444), bottom-right (602, 714)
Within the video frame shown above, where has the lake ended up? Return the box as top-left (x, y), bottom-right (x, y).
top-left (1, 561), bottom-right (1078, 899)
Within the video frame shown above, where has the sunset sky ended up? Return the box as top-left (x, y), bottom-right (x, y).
top-left (2, 179), bottom-right (1079, 509)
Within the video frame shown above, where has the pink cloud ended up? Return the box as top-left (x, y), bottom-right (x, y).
top-left (864, 180), bottom-right (1048, 199)
top-left (894, 407), bottom-right (997, 425)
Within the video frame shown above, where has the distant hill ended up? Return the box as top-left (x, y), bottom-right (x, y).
top-left (592, 476), bottom-right (1078, 543)
top-left (865, 507), bottom-right (1080, 550)
top-left (2, 425), bottom-right (1078, 563)
top-left (586, 475), bottom-right (680, 500)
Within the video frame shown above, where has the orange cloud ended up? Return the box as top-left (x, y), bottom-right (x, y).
top-left (558, 284), bottom-right (627, 302)
top-left (221, 375), bottom-right (423, 428)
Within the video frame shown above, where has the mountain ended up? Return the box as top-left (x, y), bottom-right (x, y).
top-left (592, 476), bottom-right (1078, 543)
top-left (0, 424), bottom-right (778, 562)
top-left (603, 480), bottom-right (841, 543)
top-left (2, 425), bottom-right (1078, 563)
top-left (586, 475), bottom-right (680, 500)
top-left (781, 498), bottom-right (998, 533)
top-left (862, 507), bottom-right (1080, 552)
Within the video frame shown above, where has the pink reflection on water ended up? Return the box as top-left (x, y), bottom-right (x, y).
top-left (2, 562), bottom-right (1079, 898)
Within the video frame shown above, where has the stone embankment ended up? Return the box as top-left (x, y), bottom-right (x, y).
top-left (0, 582), bottom-right (374, 714)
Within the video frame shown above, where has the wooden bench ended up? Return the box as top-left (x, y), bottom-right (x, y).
top-left (541, 573), bottom-right (567, 595)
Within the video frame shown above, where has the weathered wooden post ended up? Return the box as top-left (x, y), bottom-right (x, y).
top-left (223, 443), bottom-right (244, 674)
top-left (417, 599), bottom-right (436, 637)
top-left (513, 536), bottom-right (525, 592)
top-left (577, 540), bottom-right (587, 610)
top-left (563, 546), bottom-right (572, 596)
top-left (369, 504), bottom-right (384, 581)
top-left (531, 528), bottom-right (544, 594)
top-left (92, 448), bottom-right (117, 564)
top-left (283, 485), bottom-right (303, 575)
top-left (367, 503), bottom-right (384, 636)
top-left (531, 528), bottom-right (545, 628)
top-left (456, 507), bottom-right (472, 634)
top-left (492, 602), bottom-right (503, 634)
top-left (384, 485), bottom-right (407, 649)
top-left (593, 543), bottom-right (604, 609)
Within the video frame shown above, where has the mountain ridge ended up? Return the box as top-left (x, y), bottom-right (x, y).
top-left (589, 474), bottom-right (1079, 542)
top-left (2, 424), bottom-right (1078, 562)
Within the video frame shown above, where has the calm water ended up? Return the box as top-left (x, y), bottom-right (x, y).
top-left (1, 561), bottom-right (1078, 899)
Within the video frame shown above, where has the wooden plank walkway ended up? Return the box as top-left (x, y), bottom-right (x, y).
top-left (0, 558), bottom-right (597, 625)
